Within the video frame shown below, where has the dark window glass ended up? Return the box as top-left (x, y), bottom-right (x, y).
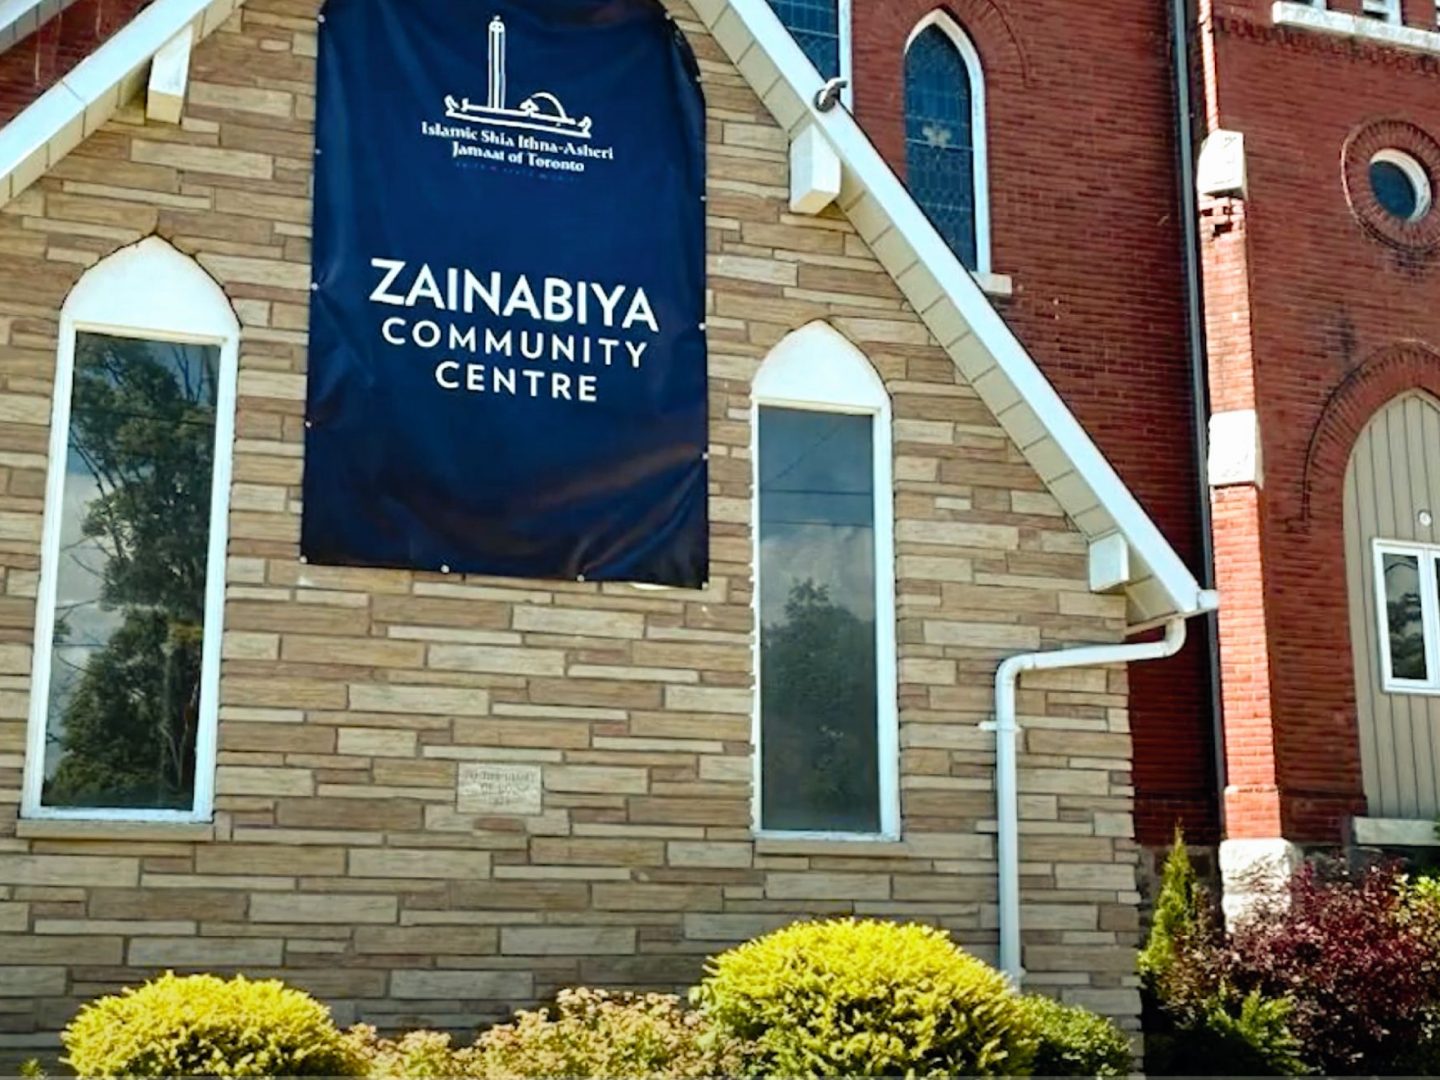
top-left (905, 24), bottom-right (977, 269)
top-left (758, 407), bottom-right (878, 833)
top-left (767, 0), bottom-right (840, 79)
top-left (1371, 159), bottom-right (1422, 221)
top-left (1383, 551), bottom-right (1428, 682)
top-left (41, 333), bottom-right (220, 810)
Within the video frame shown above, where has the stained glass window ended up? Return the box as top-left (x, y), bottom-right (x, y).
top-left (767, 0), bottom-right (840, 80)
top-left (905, 23), bottom-right (979, 269)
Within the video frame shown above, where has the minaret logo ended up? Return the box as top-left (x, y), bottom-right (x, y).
top-left (443, 16), bottom-right (594, 140)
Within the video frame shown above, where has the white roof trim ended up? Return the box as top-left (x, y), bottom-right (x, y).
top-left (0, 0), bottom-right (241, 206)
top-left (696, 0), bottom-right (1211, 622)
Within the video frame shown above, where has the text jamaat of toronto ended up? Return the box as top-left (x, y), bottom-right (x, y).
top-left (368, 257), bottom-right (660, 404)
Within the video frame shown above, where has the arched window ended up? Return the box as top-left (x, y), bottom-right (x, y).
top-left (751, 322), bottom-right (898, 839)
top-left (22, 238), bottom-right (239, 823)
top-left (904, 12), bottom-right (989, 272)
top-left (767, 0), bottom-right (848, 84)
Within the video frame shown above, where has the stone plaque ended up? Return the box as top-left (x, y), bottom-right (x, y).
top-left (457, 763), bottom-right (543, 815)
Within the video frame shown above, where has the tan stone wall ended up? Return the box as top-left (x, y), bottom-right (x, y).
top-left (0, 0), bottom-right (1138, 1055)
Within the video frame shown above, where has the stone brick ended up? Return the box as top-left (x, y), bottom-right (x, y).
top-left (390, 970), bottom-right (535, 999)
top-left (0, 855), bottom-right (138, 888)
top-left (765, 873), bottom-right (891, 901)
top-left (349, 849), bottom-right (491, 880)
top-left (0, 966), bottom-right (65, 996)
top-left (249, 893), bottom-right (398, 924)
top-left (127, 937), bottom-right (285, 966)
top-left (349, 684), bottom-right (490, 716)
top-left (500, 926), bottom-right (635, 955)
top-left (513, 607), bottom-right (644, 639)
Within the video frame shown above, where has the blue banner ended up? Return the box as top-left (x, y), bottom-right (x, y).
top-left (304, 0), bottom-right (708, 586)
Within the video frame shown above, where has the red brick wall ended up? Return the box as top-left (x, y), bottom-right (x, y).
top-left (851, 1), bottom-right (1218, 844)
top-left (0, 0), bottom-right (149, 124)
top-left (1200, 5), bottom-right (1440, 841)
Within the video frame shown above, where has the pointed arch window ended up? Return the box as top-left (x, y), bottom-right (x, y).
top-left (752, 322), bottom-right (898, 839)
top-left (904, 13), bottom-right (989, 272)
top-left (766, 0), bottom-right (849, 85)
top-left (22, 239), bottom-right (239, 822)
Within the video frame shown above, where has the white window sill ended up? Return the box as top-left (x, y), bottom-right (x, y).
top-left (1272, 1), bottom-right (1440, 56)
top-left (1352, 816), bottom-right (1440, 847)
top-left (16, 818), bottom-right (215, 842)
top-left (975, 271), bottom-right (1013, 298)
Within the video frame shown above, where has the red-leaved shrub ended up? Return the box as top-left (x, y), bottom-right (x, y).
top-left (1224, 860), bottom-right (1440, 1073)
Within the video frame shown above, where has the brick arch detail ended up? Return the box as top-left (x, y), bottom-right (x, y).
top-left (850, 0), bottom-right (1030, 177)
top-left (1300, 341), bottom-right (1440, 524)
top-left (903, 1), bottom-right (1032, 87)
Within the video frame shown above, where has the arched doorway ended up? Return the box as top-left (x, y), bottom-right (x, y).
top-left (1344, 391), bottom-right (1440, 819)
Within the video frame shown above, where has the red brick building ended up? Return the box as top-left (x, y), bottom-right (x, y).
top-left (772, 0), bottom-right (1440, 886)
top-left (1196, 0), bottom-right (1440, 895)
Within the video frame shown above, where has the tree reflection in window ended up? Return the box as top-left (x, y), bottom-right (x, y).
top-left (758, 407), bottom-right (879, 833)
top-left (42, 332), bottom-right (219, 810)
top-left (1383, 551), bottom-right (1429, 683)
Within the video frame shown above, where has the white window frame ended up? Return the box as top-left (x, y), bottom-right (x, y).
top-left (838, 0), bottom-right (854, 109)
top-left (21, 237), bottom-right (239, 823)
top-left (1373, 538), bottom-right (1440, 696)
top-left (751, 321), bottom-right (899, 841)
top-left (904, 10), bottom-right (992, 276)
top-left (1362, 0), bottom-right (1402, 23)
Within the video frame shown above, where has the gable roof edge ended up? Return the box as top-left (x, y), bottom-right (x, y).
top-left (696, 0), bottom-right (1212, 622)
top-left (0, 0), bottom-right (241, 207)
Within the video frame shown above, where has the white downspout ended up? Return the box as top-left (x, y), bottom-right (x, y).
top-left (989, 595), bottom-right (1219, 984)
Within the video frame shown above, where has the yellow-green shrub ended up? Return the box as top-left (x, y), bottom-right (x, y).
top-left (62, 972), bottom-right (367, 1078)
top-left (346, 1026), bottom-right (484, 1079)
top-left (691, 918), bottom-right (1037, 1078)
top-left (474, 988), bottom-right (745, 1079)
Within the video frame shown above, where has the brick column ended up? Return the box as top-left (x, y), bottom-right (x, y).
top-left (1199, 195), bottom-right (1297, 915)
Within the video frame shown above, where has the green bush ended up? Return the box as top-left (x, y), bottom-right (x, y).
top-left (474, 988), bottom-right (744, 1079)
top-left (61, 972), bottom-right (367, 1078)
top-left (1147, 987), bottom-right (1309, 1077)
top-left (1138, 826), bottom-right (1198, 988)
top-left (1020, 995), bottom-right (1131, 1078)
top-left (691, 918), bottom-right (1037, 1078)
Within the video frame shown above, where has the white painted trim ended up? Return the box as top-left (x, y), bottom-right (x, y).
top-left (904, 10), bottom-right (991, 275)
top-left (1352, 816), bottom-right (1440, 846)
top-left (789, 123), bottom-right (842, 215)
top-left (0, 0), bottom-right (242, 206)
top-left (1273, 0), bottom-right (1440, 56)
top-left (1088, 532), bottom-right (1131, 594)
top-left (0, 0), bottom-right (72, 52)
top-left (145, 24), bottom-right (194, 125)
top-left (838, 0), bottom-right (853, 109)
top-left (1371, 538), bottom-right (1440, 696)
top-left (1371, 148), bottom-right (1432, 222)
top-left (713, 0), bottom-right (1208, 619)
top-left (750, 322), bottom-right (900, 842)
top-left (21, 238), bottom-right (239, 823)
top-left (1361, 0), bottom-right (1402, 25)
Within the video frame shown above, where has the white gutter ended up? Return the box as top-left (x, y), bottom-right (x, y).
top-left (988, 593), bottom-right (1218, 984)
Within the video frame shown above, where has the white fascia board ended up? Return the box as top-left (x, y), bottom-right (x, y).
top-left (710, 0), bottom-right (1210, 619)
top-left (0, 0), bottom-right (61, 52)
top-left (0, 0), bottom-right (241, 206)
